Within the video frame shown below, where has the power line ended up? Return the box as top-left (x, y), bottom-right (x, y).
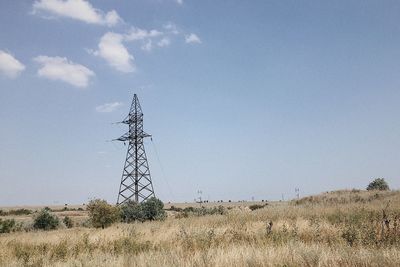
top-left (150, 138), bottom-right (175, 201)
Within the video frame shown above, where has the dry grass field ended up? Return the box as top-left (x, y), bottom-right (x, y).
top-left (1, 190), bottom-right (400, 267)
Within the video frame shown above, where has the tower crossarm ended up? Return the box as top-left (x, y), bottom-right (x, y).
top-left (113, 132), bottom-right (152, 142)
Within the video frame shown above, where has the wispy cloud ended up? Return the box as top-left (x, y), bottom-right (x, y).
top-left (32, 0), bottom-right (122, 26)
top-left (163, 22), bottom-right (179, 34)
top-left (0, 50), bottom-right (25, 78)
top-left (141, 40), bottom-right (153, 52)
top-left (95, 102), bottom-right (123, 113)
top-left (34, 55), bottom-right (94, 88)
top-left (91, 32), bottom-right (135, 73)
top-left (90, 26), bottom-right (174, 71)
top-left (175, 0), bottom-right (183, 5)
top-left (124, 27), bottom-right (163, 42)
top-left (157, 37), bottom-right (170, 47)
top-left (185, 33), bottom-right (201, 44)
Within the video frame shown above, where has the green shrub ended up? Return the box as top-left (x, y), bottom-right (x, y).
top-left (33, 209), bottom-right (59, 230)
top-left (0, 218), bottom-right (16, 233)
top-left (367, 178), bottom-right (389, 191)
top-left (141, 197), bottom-right (166, 221)
top-left (181, 206), bottom-right (225, 217)
top-left (249, 204), bottom-right (267, 211)
top-left (121, 197), bottom-right (166, 222)
top-left (183, 206), bottom-right (195, 213)
top-left (121, 201), bottom-right (145, 222)
top-left (87, 199), bottom-right (120, 229)
top-left (169, 205), bottom-right (183, 212)
top-left (6, 209), bottom-right (32, 216)
top-left (63, 216), bottom-right (73, 228)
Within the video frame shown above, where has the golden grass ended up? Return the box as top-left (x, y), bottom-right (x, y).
top-left (0, 190), bottom-right (399, 266)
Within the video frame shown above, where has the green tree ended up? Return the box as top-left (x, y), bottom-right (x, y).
top-left (0, 218), bottom-right (16, 233)
top-left (63, 216), bottom-right (73, 228)
top-left (367, 178), bottom-right (389, 191)
top-left (120, 197), bottom-right (166, 222)
top-left (33, 209), bottom-right (59, 230)
top-left (141, 197), bottom-right (166, 221)
top-left (87, 199), bottom-right (120, 229)
top-left (121, 200), bottom-right (145, 222)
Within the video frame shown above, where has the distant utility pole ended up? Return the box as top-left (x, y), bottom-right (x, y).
top-left (197, 190), bottom-right (203, 203)
top-left (295, 188), bottom-right (300, 199)
top-left (115, 94), bottom-right (155, 205)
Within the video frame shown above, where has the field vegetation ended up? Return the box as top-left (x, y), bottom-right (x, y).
top-left (0, 189), bottom-right (399, 266)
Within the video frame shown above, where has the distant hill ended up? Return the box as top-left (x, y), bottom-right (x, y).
top-left (294, 189), bottom-right (400, 206)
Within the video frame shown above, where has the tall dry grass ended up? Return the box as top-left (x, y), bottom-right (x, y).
top-left (0, 190), bottom-right (399, 266)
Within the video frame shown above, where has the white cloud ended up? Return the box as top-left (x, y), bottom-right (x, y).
top-left (34, 55), bottom-right (94, 88)
top-left (157, 37), bottom-right (170, 47)
top-left (0, 50), bottom-right (26, 78)
top-left (163, 22), bottom-right (179, 34)
top-left (104, 10), bottom-right (121, 26)
top-left (175, 0), bottom-right (183, 5)
top-left (92, 32), bottom-right (135, 73)
top-left (33, 0), bottom-right (121, 26)
top-left (185, 33), bottom-right (201, 44)
top-left (95, 102), bottom-right (123, 113)
top-left (141, 40), bottom-right (153, 52)
top-left (89, 23), bottom-right (192, 71)
top-left (124, 27), bottom-right (163, 42)
top-left (124, 27), bottom-right (168, 53)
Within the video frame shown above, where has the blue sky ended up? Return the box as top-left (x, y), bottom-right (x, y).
top-left (0, 0), bottom-right (399, 206)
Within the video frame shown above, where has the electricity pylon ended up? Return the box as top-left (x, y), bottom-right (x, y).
top-left (115, 94), bottom-right (155, 205)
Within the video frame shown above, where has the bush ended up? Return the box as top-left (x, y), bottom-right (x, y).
top-left (87, 199), bottom-right (120, 229)
top-left (0, 218), bottom-right (16, 233)
top-left (33, 209), bottom-right (59, 230)
top-left (141, 197), bottom-right (166, 221)
top-left (121, 197), bottom-right (166, 223)
top-left (169, 205), bottom-right (183, 212)
top-left (367, 178), bottom-right (389, 191)
top-left (183, 206), bottom-right (195, 213)
top-left (249, 204), bottom-right (268, 211)
top-left (6, 209), bottom-right (32, 216)
top-left (63, 216), bottom-right (73, 228)
top-left (121, 201), bottom-right (145, 222)
top-left (180, 206), bottom-right (226, 217)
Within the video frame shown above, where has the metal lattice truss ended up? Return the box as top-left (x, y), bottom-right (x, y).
top-left (115, 94), bottom-right (155, 205)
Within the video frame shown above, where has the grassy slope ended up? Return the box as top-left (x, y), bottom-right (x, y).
top-left (0, 190), bottom-right (399, 267)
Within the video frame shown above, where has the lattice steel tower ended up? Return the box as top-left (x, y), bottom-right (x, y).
top-left (115, 94), bottom-right (155, 205)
